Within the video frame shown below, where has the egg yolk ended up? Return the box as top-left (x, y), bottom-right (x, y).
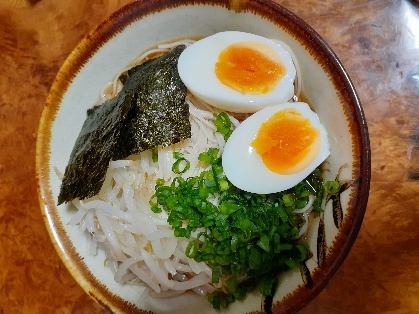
top-left (215, 41), bottom-right (286, 94)
top-left (251, 108), bottom-right (321, 175)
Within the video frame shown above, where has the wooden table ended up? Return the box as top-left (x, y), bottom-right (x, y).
top-left (1, 0), bottom-right (418, 313)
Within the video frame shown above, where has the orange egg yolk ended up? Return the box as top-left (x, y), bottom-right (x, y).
top-left (251, 108), bottom-right (321, 175)
top-left (215, 41), bottom-right (286, 94)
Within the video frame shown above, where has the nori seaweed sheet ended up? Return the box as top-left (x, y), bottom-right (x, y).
top-left (113, 45), bottom-right (190, 160)
top-left (57, 46), bottom-right (190, 204)
top-left (57, 92), bottom-right (133, 205)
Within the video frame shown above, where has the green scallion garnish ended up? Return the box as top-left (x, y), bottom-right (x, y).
top-left (214, 112), bottom-right (233, 141)
top-left (151, 148), bottom-right (328, 309)
top-left (172, 152), bottom-right (190, 174)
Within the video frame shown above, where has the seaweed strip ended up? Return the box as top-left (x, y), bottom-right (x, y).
top-left (113, 45), bottom-right (190, 160)
top-left (57, 92), bottom-right (133, 205)
top-left (57, 46), bottom-right (189, 204)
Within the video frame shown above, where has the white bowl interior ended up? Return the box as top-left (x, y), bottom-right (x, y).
top-left (47, 3), bottom-right (356, 314)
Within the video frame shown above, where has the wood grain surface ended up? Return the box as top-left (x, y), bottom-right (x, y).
top-left (1, 0), bottom-right (418, 313)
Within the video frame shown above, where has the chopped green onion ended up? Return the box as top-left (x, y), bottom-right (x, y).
top-left (259, 276), bottom-right (278, 297)
top-left (218, 179), bottom-right (229, 191)
top-left (198, 148), bottom-right (219, 165)
top-left (214, 112), bottom-right (233, 141)
top-left (150, 205), bottom-right (162, 213)
top-left (285, 258), bottom-right (300, 269)
top-left (219, 201), bottom-right (240, 215)
top-left (226, 277), bottom-right (238, 293)
top-left (172, 152), bottom-right (190, 174)
top-left (208, 291), bottom-right (221, 310)
top-left (150, 148), bottom-right (330, 309)
top-left (257, 235), bottom-right (270, 252)
top-left (173, 152), bottom-right (183, 159)
top-left (212, 268), bottom-right (220, 283)
top-left (282, 194), bottom-right (294, 207)
top-left (325, 180), bottom-right (339, 194)
top-left (156, 178), bottom-right (165, 187)
top-left (151, 148), bottom-right (158, 162)
top-left (295, 243), bottom-right (309, 261)
top-left (248, 247), bottom-right (261, 269)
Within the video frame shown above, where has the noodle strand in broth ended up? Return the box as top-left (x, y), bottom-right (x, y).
top-left (65, 38), bottom-right (311, 300)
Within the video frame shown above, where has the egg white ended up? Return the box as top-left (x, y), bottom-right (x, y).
top-left (222, 102), bottom-right (330, 194)
top-left (177, 31), bottom-right (296, 113)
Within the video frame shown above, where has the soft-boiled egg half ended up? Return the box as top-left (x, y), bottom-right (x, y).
top-left (177, 31), bottom-right (296, 113)
top-left (222, 102), bottom-right (330, 194)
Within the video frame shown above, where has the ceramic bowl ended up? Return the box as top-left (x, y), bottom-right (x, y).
top-left (36, 0), bottom-right (371, 313)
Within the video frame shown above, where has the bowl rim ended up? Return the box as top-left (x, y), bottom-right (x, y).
top-left (35, 0), bottom-right (371, 313)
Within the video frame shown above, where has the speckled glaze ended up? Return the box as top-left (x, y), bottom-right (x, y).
top-left (1, 0), bottom-right (418, 313)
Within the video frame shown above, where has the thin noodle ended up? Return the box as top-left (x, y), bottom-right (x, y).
top-left (65, 38), bottom-right (310, 299)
